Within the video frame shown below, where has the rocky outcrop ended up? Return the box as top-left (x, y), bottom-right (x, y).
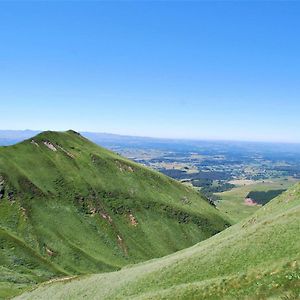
top-left (43, 141), bottom-right (57, 151)
top-left (0, 176), bottom-right (4, 199)
top-left (129, 213), bottom-right (138, 226)
top-left (115, 160), bottom-right (135, 173)
top-left (8, 191), bottom-right (14, 201)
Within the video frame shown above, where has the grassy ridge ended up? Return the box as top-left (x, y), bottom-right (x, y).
top-left (17, 182), bottom-right (300, 299)
top-left (0, 131), bottom-right (230, 298)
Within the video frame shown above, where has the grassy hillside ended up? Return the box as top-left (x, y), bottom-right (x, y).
top-left (17, 181), bottom-right (300, 299)
top-left (0, 130), bottom-right (230, 298)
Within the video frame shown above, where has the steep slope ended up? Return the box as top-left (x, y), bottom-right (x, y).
top-left (17, 181), bottom-right (300, 300)
top-left (0, 130), bottom-right (230, 298)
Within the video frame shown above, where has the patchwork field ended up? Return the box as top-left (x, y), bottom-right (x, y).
top-left (216, 177), bottom-right (298, 223)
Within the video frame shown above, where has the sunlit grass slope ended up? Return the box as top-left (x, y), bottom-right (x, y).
top-left (0, 130), bottom-right (230, 298)
top-left (17, 182), bottom-right (300, 300)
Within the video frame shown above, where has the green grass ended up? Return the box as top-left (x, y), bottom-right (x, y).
top-left (216, 178), bottom-right (297, 223)
top-left (0, 131), bottom-right (230, 298)
top-left (16, 182), bottom-right (300, 300)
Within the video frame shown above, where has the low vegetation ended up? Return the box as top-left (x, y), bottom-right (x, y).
top-left (16, 182), bottom-right (300, 299)
top-left (0, 131), bottom-right (230, 298)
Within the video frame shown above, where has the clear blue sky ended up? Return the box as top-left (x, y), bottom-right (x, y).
top-left (0, 1), bottom-right (300, 142)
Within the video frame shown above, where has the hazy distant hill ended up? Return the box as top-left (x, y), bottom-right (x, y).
top-left (0, 130), bottom-right (41, 146)
top-left (2, 130), bottom-right (300, 153)
top-left (0, 130), bottom-right (175, 147)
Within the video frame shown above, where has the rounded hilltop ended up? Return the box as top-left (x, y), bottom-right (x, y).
top-left (0, 129), bottom-right (230, 298)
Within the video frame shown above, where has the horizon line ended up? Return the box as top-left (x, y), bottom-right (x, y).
top-left (1, 128), bottom-right (300, 146)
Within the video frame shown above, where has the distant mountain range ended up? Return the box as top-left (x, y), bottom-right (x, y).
top-left (2, 130), bottom-right (300, 153)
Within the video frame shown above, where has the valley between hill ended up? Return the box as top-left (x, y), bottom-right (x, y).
top-left (16, 182), bottom-right (300, 299)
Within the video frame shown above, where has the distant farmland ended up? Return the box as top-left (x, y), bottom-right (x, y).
top-left (246, 189), bottom-right (286, 205)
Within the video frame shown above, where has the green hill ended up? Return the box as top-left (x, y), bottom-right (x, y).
top-left (0, 130), bottom-right (230, 299)
top-left (16, 181), bottom-right (300, 299)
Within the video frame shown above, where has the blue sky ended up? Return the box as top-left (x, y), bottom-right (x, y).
top-left (0, 1), bottom-right (300, 142)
